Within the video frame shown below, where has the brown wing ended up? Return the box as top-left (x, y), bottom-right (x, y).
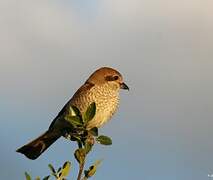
top-left (49, 82), bottom-right (94, 130)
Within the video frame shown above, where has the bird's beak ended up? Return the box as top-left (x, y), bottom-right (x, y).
top-left (120, 82), bottom-right (129, 90)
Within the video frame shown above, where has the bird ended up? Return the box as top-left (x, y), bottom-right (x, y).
top-left (16, 67), bottom-right (129, 160)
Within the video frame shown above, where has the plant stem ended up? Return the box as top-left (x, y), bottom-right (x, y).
top-left (78, 141), bottom-right (83, 148)
top-left (77, 160), bottom-right (85, 180)
top-left (77, 141), bottom-right (85, 180)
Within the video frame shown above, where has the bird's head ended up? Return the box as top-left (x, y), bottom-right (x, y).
top-left (86, 67), bottom-right (129, 91)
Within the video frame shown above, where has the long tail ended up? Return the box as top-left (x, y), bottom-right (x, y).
top-left (16, 130), bottom-right (61, 160)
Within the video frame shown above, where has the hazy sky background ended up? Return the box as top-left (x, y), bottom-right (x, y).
top-left (0, 0), bottom-right (213, 179)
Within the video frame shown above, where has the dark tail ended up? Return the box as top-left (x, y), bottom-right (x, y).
top-left (16, 130), bottom-right (61, 160)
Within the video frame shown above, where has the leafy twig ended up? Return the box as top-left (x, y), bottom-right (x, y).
top-left (23, 102), bottom-right (112, 180)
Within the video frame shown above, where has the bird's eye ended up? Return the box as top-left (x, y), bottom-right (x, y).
top-left (113, 76), bottom-right (119, 80)
top-left (105, 75), bottom-right (119, 81)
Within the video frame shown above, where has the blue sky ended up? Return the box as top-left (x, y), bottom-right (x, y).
top-left (0, 0), bottom-right (213, 179)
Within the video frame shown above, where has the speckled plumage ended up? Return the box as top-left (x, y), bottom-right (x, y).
top-left (17, 67), bottom-right (128, 160)
top-left (70, 82), bottom-right (120, 129)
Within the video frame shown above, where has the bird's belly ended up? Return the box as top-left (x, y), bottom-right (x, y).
top-left (86, 98), bottom-right (119, 129)
top-left (70, 85), bottom-right (120, 129)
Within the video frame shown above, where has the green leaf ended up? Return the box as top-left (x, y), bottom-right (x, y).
top-left (65, 115), bottom-right (83, 126)
top-left (84, 166), bottom-right (95, 178)
top-left (48, 164), bottom-right (58, 178)
top-left (48, 164), bottom-right (56, 174)
top-left (24, 172), bottom-right (31, 180)
top-left (84, 142), bottom-right (93, 154)
top-left (60, 161), bottom-right (71, 178)
top-left (96, 135), bottom-right (112, 145)
top-left (63, 161), bottom-right (71, 170)
top-left (57, 167), bottom-right (62, 174)
top-left (83, 102), bottom-right (96, 123)
top-left (35, 177), bottom-right (40, 180)
top-left (84, 160), bottom-right (102, 178)
top-left (89, 127), bottom-right (98, 136)
top-left (74, 148), bottom-right (86, 164)
top-left (42, 176), bottom-right (50, 180)
top-left (69, 105), bottom-right (81, 117)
